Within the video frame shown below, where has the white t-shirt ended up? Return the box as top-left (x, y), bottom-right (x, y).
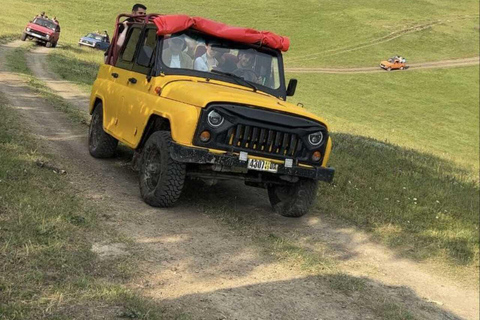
top-left (170, 55), bottom-right (181, 68)
top-left (194, 53), bottom-right (217, 71)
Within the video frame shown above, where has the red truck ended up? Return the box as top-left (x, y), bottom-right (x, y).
top-left (21, 17), bottom-right (60, 48)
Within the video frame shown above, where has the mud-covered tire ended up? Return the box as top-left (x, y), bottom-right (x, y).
top-left (21, 33), bottom-right (27, 41)
top-left (267, 179), bottom-right (318, 217)
top-left (88, 103), bottom-right (118, 158)
top-left (139, 131), bottom-right (186, 207)
top-left (52, 41), bottom-right (57, 48)
top-left (387, 67), bottom-right (392, 71)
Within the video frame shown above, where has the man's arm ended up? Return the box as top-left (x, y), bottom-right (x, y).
top-left (116, 21), bottom-right (128, 47)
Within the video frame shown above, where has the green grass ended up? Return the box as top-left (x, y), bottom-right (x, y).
top-left (0, 55), bottom-right (170, 320)
top-left (318, 133), bottom-right (479, 267)
top-left (5, 46), bottom-right (90, 124)
top-left (0, 0), bottom-right (478, 68)
top-left (290, 66), bottom-right (480, 174)
top-left (2, 0), bottom-right (478, 287)
top-left (48, 44), bottom-right (103, 91)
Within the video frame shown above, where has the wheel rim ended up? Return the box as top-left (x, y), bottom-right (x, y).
top-left (143, 147), bottom-right (162, 190)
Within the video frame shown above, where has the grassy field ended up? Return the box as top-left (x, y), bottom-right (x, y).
top-left (1, 0), bottom-right (478, 279)
top-left (0, 52), bottom-right (171, 319)
top-left (291, 67), bottom-right (480, 174)
top-left (1, 0), bottom-right (478, 67)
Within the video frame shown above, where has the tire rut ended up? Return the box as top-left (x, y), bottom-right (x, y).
top-left (286, 57), bottom-right (479, 74)
top-left (287, 15), bottom-right (479, 64)
top-left (1, 42), bottom-right (477, 320)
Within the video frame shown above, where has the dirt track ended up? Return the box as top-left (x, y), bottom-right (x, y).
top-left (286, 57), bottom-right (479, 74)
top-left (0, 41), bottom-right (478, 319)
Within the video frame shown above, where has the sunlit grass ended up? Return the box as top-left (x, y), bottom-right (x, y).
top-left (290, 66), bottom-right (480, 175)
top-left (0, 0), bottom-right (478, 67)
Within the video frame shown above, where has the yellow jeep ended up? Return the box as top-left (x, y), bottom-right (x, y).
top-left (88, 14), bottom-right (334, 217)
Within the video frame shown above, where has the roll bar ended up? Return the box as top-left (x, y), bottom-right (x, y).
top-left (105, 13), bottom-right (162, 65)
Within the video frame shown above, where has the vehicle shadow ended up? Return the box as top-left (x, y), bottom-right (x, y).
top-left (141, 274), bottom-right (462, 320)
top-left (177, 132), bottom-right (478, 267)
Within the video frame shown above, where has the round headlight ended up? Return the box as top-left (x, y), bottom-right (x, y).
top-left (26, 27), bottom-right (31, 31)
top-left (308, 131), bottom-right (324, 146)
top-left (207, 110), bottom-right (224, 127)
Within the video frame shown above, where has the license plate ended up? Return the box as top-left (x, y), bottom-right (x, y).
top-left (247, 158), bottom-right (278, 173)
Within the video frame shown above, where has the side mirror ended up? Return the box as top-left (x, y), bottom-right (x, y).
top-left (286, 79), bottom-right (297, 97)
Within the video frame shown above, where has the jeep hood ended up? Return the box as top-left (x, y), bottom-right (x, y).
top-left (158, 79), bottom-right (329, 127)
top-left (27, 23), bottom-right (53, 35)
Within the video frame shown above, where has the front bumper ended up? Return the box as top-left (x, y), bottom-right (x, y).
top-left (25, 31), bottom-right (48, 41)
top-left (78, 40), bottom-right (95, 47)
top-left (169, 143), bottom-right (335, 182)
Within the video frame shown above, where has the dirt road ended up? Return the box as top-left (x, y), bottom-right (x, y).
top-left (286, 57), bottom-right (479, 74)
top-left (0, 42), bottom-right (478, 319)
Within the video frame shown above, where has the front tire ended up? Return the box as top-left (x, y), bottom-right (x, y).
top-left (267, 179), bottom-right (318, 217)
top-left (139, 131), bottom-right (186, 207)
top-left (387, 67), bottom-right (392, 71)
top-left (21, 33), bottom-right (27, 41)
top-left (88, 103), bottom-right (118, 158)
top-left (46, 41), bottom-right (52, 48)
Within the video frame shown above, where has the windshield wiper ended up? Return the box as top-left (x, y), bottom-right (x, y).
top-left (210, 69), bottom-right (258, 92)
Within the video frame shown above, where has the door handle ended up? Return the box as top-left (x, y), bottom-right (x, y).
top-left (111, 73), bottom-right (119, 78)
top-left (128, 77), bottom-right (137, 84)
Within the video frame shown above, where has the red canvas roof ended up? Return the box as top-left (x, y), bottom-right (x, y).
top-left (153, 15), bottom-right (290, 52)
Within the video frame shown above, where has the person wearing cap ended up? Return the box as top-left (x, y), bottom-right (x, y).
top-left (162, 36), bottom-right (193, 69)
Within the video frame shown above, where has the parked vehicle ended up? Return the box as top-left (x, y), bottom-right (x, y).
top-left (88, 14), bottom-right (335, 217)
top-left (380, 56), bottom-right (407, 71)
top-left (21, 17), bottom-right (60, 48)
top-left (78, 32), bottom-right (110, 51)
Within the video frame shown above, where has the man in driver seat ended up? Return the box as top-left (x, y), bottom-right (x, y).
top-left (236, 51), bottom-right (255, 70)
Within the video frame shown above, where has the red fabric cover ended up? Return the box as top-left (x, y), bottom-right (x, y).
top-left (153, 15), bottom-right (290, 52)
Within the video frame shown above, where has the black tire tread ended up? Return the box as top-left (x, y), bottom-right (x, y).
top-left (139, 131), bottom-right (186, 207)
top-left (268, 179), bottom-right (318, 217)
top-left (88, 104), bottom-right (118, 158)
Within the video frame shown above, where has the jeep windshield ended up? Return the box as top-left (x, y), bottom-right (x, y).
top-left (158, 31), bottom-right (284, 97)
top-left (33, 18), bottom-right (57, 30)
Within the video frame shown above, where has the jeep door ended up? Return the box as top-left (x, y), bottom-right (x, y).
top-left (119, 26), bottom-right (158, 146)
top-left (109, 26), bottom-right (144, 145)
top-left (113, 26), bottom-right (157, 146)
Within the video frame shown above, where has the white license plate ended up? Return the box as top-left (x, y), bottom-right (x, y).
top-left (247, 159), bottom-right (278, 173)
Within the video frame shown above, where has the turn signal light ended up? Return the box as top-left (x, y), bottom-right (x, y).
top-left (312, 151), bottom-right (322, 162)
top-left (200, 131), bottom-right (211, 142)
top-left (154, 86), bottom-right (162, 95)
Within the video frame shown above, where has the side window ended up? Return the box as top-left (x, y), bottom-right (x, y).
top-left (121, 28), bottom-right (142, 62)
top-left (137, 28), bottom-right (157, 68)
